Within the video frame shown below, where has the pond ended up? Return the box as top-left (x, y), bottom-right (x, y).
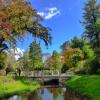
top-left (7, 86), bottom-right (90, 100)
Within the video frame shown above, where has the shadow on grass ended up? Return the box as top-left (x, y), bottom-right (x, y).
top-left (14, 76), bottom-right (36, 85)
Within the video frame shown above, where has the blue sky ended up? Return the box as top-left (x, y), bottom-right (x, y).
top-left (17, 0), bottom-right (86, 54)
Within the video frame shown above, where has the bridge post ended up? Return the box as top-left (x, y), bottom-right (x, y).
top-left (32, 71), bottom-right (34, 76)
top-left (51, 70), bottom-right (53, 75)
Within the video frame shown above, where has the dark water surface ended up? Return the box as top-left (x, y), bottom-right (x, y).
top-left (7, 86), bottom-right (90, 100)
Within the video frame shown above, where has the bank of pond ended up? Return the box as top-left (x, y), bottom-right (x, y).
top-left (0, 76), bottom-right (40, 99)
top-left (65, 75), bottom-right (100, 100)
top-left (0, 75), bottom-right (100, 100)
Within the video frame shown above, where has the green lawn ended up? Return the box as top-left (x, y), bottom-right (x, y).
top-left (65, 75), bottom-right (100, 100)
top-left (0, 76), bottom-right (40, 99)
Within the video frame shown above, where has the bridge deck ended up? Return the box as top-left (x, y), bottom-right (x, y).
top-left (24, 75), bottom-right (73, 79)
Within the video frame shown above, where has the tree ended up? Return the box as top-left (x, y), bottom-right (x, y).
top-left (29, 41), bottom-right (43, 70)
top-left (90, 55), bottom-right (100, 74)
top-left (0, 52), bottom-right (7, 69)
top-left (71, 37), bottom-right (86, 49)
top-left (0, 37), bottom-right (8, 53)
top-left (44, 56), bottom-right (53, 70)
top-left (18, 51), bottom-right (31, 71)
top-left (82, 44), bottom-right (94, 59)
top-left (0, 0), bottom-right (52, 52)
top-left (82, 0), bottom-right (100, 47)
top-left (60, 37), bottom-right (90, 50)
top-left (62, 48), bottom-right (83, 69)
top-left (6, 49), bottom-right (18, 70)
top-left (0, 0), bottom-right (52, 70)
top-left (60, 41), bottom-right (71, 50)
top-left (51, 50), bottom-right (62, 71)
top-left (81, 55), bottom-right (99, 74)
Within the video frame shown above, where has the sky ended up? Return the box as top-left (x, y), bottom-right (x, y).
top-left (17, 0), bottom-right (86, 54)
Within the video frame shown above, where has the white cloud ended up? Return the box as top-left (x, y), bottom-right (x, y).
top-left (48, 7), bottom-right (58, 13)
top-left (7, 48), bottom-right (24, 60)
top-left (38, 7), bottom-right (60, 20)
top-left (37, 12), bottom-right (45, 17)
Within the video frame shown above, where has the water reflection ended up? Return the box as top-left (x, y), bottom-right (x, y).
top-left (7, 86), bottom-right (90, 100)
top-left (8, 95), bottom-right (22, 100)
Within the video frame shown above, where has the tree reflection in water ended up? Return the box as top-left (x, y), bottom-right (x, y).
top-left (7, 87), bottom-right (90, 100)
top-left (47, 87), bottom-right (63, 100)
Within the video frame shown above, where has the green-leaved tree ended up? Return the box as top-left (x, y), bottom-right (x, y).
top-left (29, 41), bottom-right (43, 70)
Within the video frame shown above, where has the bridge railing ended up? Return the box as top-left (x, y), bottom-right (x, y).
top-left (21, 70), bottom-right (75, 77)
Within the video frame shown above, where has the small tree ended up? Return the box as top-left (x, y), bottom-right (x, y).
top-left (29, 41), bottom-right (43, 71)
top-left (0, 52), bottom-right (7, 69)
top-left (51, 50), bottom-right (62, 74)
top-left (18, 51), bottom-right (31, 71)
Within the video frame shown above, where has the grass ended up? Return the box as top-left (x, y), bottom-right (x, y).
top-left (0, 76), bottom-right (40, 99)
top-left (65, 75), bottom-right (100, 100)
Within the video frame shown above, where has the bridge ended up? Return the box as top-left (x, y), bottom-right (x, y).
top-left (22, 74), bottom-right (73, 85)
top-left (25, 74), bottom-right (73, 79)
top-left (21, 71), bottom-right (74, 82)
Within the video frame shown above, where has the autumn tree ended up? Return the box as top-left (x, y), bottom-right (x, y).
top-left (0, 0), bottom-right (52, 52)
top-left (44, 56), bottom-right (53, 70)
top-left (62, 48), bottom-right (83, 70)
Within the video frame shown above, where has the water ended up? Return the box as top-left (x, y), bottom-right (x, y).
top-left (7, 86), bottom-right (90, 100)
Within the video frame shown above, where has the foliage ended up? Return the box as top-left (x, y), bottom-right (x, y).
top-left (62, 48), bottom-right (83, 69)
top-left (60, 35), bottom-right (99, 74)
top-left (18, 51), bottom-right (31, 71)
top-left (44, 56), bottom-right (53, 70)
top-left (60, 37), bottom-right (89, 50)
top-left (0, 37), bottom-right (8, 53)
top-left (0, 0), bottom-right (52, 52)
top-left (71, 37), bottom-right (88, 50)
top-left (51, 50), bottom-right (62, 71)
top-left (60, 41), bottom-right (71, 50)
top-left (77, 0), bottom-right (100, 74)
top-left (91, 57), bottom-right (100, 74)
top-left (29, 41), bottom-right (43, 70)
top-left (94, 47), bottom-right (100, 56)
top-left (6, 49), bottom-right (18, 70)
top-left (76, 42), bottom-right (95, 74)
top-left (0, 52), bottom-right (7, 69)
top-left (82, 45), bottom-right (94, 59)
top-left (82, 0), bottom-right (100, 47)
top-left (61, 64), bottom-right (68, 73)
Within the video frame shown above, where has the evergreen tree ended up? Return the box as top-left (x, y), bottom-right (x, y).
top-left (82, 0), bottom-right (100, 47)
top-left (29, 41), bottom-right (42, 70)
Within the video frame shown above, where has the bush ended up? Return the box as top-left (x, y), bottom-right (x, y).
top-left (61, 64), bottom-right (68, 73)
top-left (90, 56), bottom-right (100, 74)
